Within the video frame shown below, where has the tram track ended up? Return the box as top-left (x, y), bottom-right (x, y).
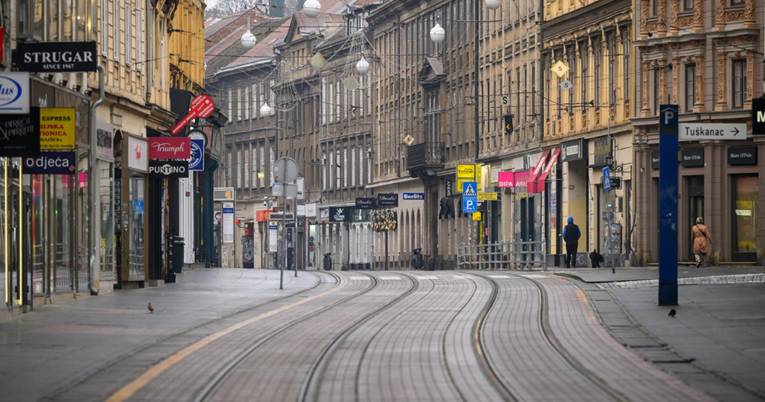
top-left (194, 271), bottom-right (385, 402)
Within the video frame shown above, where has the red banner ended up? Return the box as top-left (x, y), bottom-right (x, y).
top-left (148, 137), bottom-right (191, 159)
top-left (256, 210), bottom-right (273, 222)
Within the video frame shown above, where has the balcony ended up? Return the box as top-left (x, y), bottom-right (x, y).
top-left (407, 142), bottom-right (445, 178)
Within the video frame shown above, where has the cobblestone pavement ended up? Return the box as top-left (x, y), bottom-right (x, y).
top-left (2, 269), bottom-right (747, 402)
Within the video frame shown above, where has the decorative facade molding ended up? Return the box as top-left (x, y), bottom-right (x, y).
top-left (716, 53), bottom-right (727, 110)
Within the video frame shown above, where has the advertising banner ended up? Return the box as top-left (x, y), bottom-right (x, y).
top-left (23, 151), bottom-right (76, 174)
top-left (148, 137), bottom-right (191, 159)
top-left (189, 139), bottom-right (204, 171)
top-left (149, 160), bottom-right (189, 179)
top-left (0, 108), bottom-right (40, 156)
top-left (0, 72), bottom-right (30, 114)
top-left (40, 108), bottom-right (75, 150)
top-left (126, 136), bottom-right (148, 172)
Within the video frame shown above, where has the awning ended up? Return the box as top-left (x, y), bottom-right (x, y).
top-left (529, 147), bottom-right (561, 193)
top-left (526, 149), bottom-right (550, 193)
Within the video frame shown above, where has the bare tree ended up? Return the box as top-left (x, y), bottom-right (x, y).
top-left (205, 0), bottom-right (263, 19)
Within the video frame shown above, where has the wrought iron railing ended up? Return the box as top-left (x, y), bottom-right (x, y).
top-left (407, 142), bottom-right (445, 170)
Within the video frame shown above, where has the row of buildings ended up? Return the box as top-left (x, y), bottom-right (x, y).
top-left (208, 0), bottom-right (764, 270)
top-left (2, 0), bottom-right (220, 317)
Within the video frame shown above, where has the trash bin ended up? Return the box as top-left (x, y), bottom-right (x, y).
top-left (412, 248), bottom-right (423, 270)
top-left (173, 236), bottom-right (185, 273)
top-left (323, 253), bottom-right (332, 271)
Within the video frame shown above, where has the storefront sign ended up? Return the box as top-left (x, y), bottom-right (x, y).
top-left (96, 120), bottom-right (114, 161)
top-left (456, 164), bottom-right (475, 178)
top-left (402, 193), bottom-right (425, 201)
top-left (678, 123), bottom-right (745, 140)
top-left (376, 193), bottom-right (398, 208)
top-left (171, 94), bottom-right (215, 135)
top-left (445, 179), bottom-right (454, 197)
top-left (22, 151), bottom-right (76, 174)
top-left (498, 172), bottom-right (514, 188)
top-left (189, 139), bottom-right (204, 171)
top-left (329, 207), bottom-right (352, 222)
top-left (148, 137), bottom-right (190, 159)
top-left (213, 187), bottom-right (235, 201)
top-left (562, 139), bottom-right (584, 162)
top-left (256, 210), bottom-right (273, 222)
top-left (149, 160), bottom-right (189, 178)
top-left (39, 108), bottom-right (75, 150)
top-left (752, 99), bottom-right (765, 135)
top-left (681, 148), bottom-right (704, 167)
top-left (16, 41), bottom-right (98, 72)
top-left (0, 72), bottom-right (30, 114)
top-left (592, 136), bottom-right (612, 167)
top-left (513, 171), bottom-right (529, 191)
top-left (127, 136), bottom-right (148, 172)
top-left (478, 192), bottom-right (498, 201)
top-left (356, 197), bottom-right (376, 209)
top-left (305, 203), bottom-right (317, 217)
top-left (222, 202), bottom-right (234, 243)
top-left (490, 166), bottom-right (500, 186)
top-left (0, 108), bottom-right (40, 156)
top-left (472, 212), bottom-right (482, 221)
top-left (728, 146), bottom-right (757, 166)
top-left (651, 152), bottom-right (660, 170)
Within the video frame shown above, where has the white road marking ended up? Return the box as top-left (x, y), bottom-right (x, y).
top-left (521, 274), bottom-right (548, 278)
top-left (349, 276), bottom-right (371, 280)
top-left (488, 275), bottom-right (512, 279)
top-left (452, 275), bottom-right (469, 279)
top-left (417, 276), bottom-right (438, 280)
top-left (379, 276), bottom-right (401, 280)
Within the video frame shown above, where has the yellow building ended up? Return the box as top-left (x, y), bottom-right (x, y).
top-left (541, 0), bottom-right (635, 266)
top-left (170, 0), bottom-right (207, 93)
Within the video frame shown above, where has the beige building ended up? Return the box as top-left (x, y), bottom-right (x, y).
top-left (632, 0), bottom-right (764, 265)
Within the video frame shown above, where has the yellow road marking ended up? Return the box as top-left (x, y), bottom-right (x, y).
top-left (105, 276), bottom-right (343, 402)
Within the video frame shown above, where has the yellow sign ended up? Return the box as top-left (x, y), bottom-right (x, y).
top-left (258, 172), bottom-right (265, 179)
top-left (456, 178), bottom-right (469, 193)
top-left (478, 192), bottom-right (498, 201)
top-left (472, 212), bottom-right (482, 221)
top-left (551, 60), bottom-right (569, 79)
top-left (456, 164), bottom-right (475, 178)
top-left (476, 164), bottom-right (483, 191)
top-left (40, 108), bottom-right (76, 150)
top-left (403, 134), bottom-right (414, 146)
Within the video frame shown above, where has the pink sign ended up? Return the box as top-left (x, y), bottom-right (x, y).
top-left (148, 137), bottom-right (191, 159)
top-left (498, 172), bottom-right (515, 188)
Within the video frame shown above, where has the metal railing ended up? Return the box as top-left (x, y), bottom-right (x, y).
top-left (406, 142), bottom-right (445, 170)
top-left (457, 240), bottom-right (547, 271)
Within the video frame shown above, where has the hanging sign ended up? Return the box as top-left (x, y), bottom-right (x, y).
top-left (149, 160), bottom-right (189, 178)
top-left (127, 136), bottom-right (148, 172)
top-left (22, 151), bottom-right (76, 174)
top-left (148, 137), bottom-right (190, 159)
top-left (16, 41), bottom-right (98, 73)
top-left (40, 108), bottom-right (75, 150)
top-left (0, 72), bottom-right (30, 114)
top-left (171, 94), bottom-right (214, 135)
top-left (0, 108), bottom-right (40, 156)
top-left (376, 193), bottom-right (398, 208)
top-left (498, 172), bottom-right (515, 188)
top-left (189, 139), bottom-right (204, 171)
top-left (356, 197), bottom-right (376, 209)
top-left (329, 207), bottom-right (352, 222)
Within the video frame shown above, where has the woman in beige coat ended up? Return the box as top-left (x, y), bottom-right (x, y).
top-left (691, 217), bottom-right (713, 267)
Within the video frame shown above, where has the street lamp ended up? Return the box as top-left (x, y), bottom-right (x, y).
top-left (240, 20), bottom-right (257, 49)
top-left (303, 0), bottom-right (321, 18)
top-left (356, 56), bottom-right (370, 75)
top-left (260, 102), bottom-right (273, 117)
top-left (430, 23), bottom-right (445, 44)
top-left (485, 0), bottom-right (501, 10)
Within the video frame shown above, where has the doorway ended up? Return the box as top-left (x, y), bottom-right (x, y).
top-left (731, 175), bottom-right (758, 262)
top-left (687, 176), bottom-right (704, 261)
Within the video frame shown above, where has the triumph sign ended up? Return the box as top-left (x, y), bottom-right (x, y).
top-left (148, 137), bottom-right (190, 159)
top-left (15, 41), bottom-right (97, 73)
top-left (149, 160), bottom-right (189, 179)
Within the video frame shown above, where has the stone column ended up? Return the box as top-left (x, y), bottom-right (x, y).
top-left (743, 0), bottom-right (755, 27)
top-left (640, 0), bottom-right (650, 39)
top-left (659, 59), bottom-right (668, 105)
top-left (746, 51), bottom-right (755, 108)
top-left (693, 54), bottom-right (705, 112)
top-left (714, 0), bottom-right (726, 30)
top-left (672, 56), bottom-right (681, 105)
top-left (641, 59), bottom-right (652, 116)
top-left (657, 0), bottom-right (668, 37)
top-left (715, 53), bottom-right (727, 111)
top-left (670, 0), bottom-right (680, 36)
top-left (692, 0), bottom-right (703, 32)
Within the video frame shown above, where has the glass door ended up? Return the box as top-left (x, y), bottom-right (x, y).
top-left (732, 175), bottom-right (758, 262)
top-left (687, 176), bottom-right (704, 261)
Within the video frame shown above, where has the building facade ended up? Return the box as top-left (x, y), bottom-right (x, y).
top-left (632, 0), bottom-right (764, 265)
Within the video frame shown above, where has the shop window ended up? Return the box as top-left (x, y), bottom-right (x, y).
top-left (129, 177), bottom-right (145, 281)
top-left (685, 64), bottom-right (695, 112)
top-left (732, 60), bottom-right (746, 109)
top-left (732, 175), bottom-right (758, 260)
top-left (100, 161), bottom-right (115, 280)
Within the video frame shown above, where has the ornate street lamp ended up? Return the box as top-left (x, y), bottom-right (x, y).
top-left (303, 0), bottom-right (321, 18)
top-left (356, 56), bottom-right (370, 75)
top-left (429, 23), bottom-right (445, 44)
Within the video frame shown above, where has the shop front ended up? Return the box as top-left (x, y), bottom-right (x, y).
top-left (115, 134), bottom-right (149, 287)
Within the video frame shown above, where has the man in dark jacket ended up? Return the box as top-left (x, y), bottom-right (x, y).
top-left (562, 217), bottom-right (581, 268)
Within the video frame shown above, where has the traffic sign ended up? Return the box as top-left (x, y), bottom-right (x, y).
top-left (560, 80), bottom-right (573, 91)
top-left (462, 197), bottom-right (477, 213)
top-left (462, 181), bottom-right (477, 197)
top-left (403, 134), bottom-right (414, 146)
top-left (602, 167), bottom-right (612, 191)
top-left (678, 123), bottom-right (745, 140)
top-left (551, 60), bottom-right (569, 78)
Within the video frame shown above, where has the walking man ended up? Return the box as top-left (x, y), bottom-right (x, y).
top-left (563, 217), bottom-right (581, 268)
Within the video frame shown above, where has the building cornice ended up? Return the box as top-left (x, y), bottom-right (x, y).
top-left (541, 0), bottom-right (631, 42)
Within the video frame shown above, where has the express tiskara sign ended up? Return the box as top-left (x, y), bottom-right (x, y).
top-left (40, 108), bottom-right (75, 150)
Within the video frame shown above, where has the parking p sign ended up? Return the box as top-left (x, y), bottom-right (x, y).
top-left (462, 181), bottom-right (477, 213)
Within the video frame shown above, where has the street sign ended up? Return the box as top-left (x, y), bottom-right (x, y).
top-left (462, 181), bottom-right (477, 197)
top-left (560, 80), bottom-right (573, 91)
top-left (551, 60), bottom-right (569, 78)
top-left (500, 95), bottom-right (509, 106)
top-left (658, 104), bottom-right (679, 306)
top-left (678, 123), bottom-right (745, 140)
top-left (213, 187), bottom-right (235, 201)
top-left (472, 212), bottom-right (482, 221)
top-left (171, 94), bottom-right (214, 135)
top-left (189, 139), bottom-right (204, 171)
top-left (403, 134), bottom-right (414, 146)
top-left (462, 197), bottom-right (477, 213)
top-left (602, 167), bottom-right (612, 191)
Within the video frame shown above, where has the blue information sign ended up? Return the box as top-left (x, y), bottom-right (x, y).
top-left (189, 139), bottom-right (204, 171)
top-left (462, 181), bottom-right (477, 213)
top-left (659, 105), bottom-right (679, 306)
top-left (602, 167), bottom-right (611, 191)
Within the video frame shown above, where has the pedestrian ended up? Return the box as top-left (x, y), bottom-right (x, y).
top-left (562, 217), bottom-right (581, 268)
top-left (691, 217), bottom-right (713, 267)
top-left (589, 249), bottom-right (604, 268)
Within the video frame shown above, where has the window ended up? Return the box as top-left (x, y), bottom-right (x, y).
top-left (580, 44), bottom-right (588, 113)
top-left (336, 149), bottom-right (341, 188)
top-left (516, 68), bottom-right (521, 126)
top-left (731, 0), bottom-right (743, 4)
top-left (252, 148), bottom-right (257, 187)
top-left (523, 65), bottom-right (528, 124)
top-left (244, 87), bottom-right (250, 120)
top-left (126, 1), bottom-right (132, 66)
top-left (359, 146), bottom-right (364, 185)
top-left (343, 148), bottom-right (348, 187)
top-left (237, 88), bottom-right (242, 121)
top-left (568, 50), bottom-right (575, 111)
top-left (244, 147), bottom-right (249, 188)
top-left (650, 0), bottom-right (657, 16)
top-left (623, 32), bottom-right (630, 104)
top-left (609, 36), bottom-right (615, 106)
top-left (227, 151), bottom-right (233, 187)
top-left (685, 64), bottom-right (695, 112)
top-left (259, 145), bottom-right (265, 187)
top-left (653, 69), bottom-right (660, 115)
top-left (594, 41), bottom-right (601, 107)
top-left (236, 148), bottom-right (242, 187)
top-left (228, 89), bottom-right (232, 119)
top-left (115, 0), bottom-right (120, 63)
top-left (102, 0), bottom-right (108, 54)
top-left (531, 63), bottom-right (536, 118)
top-left (545, 57), bottom-right (550, 121)
top-left (683, 0), bottom-right (693, 10)
top-left (136, 1), bottom-right (143, 71)
top-left (351, 144), bottom-right (356, 186)
top-left (732, 60), bottom-right (746, 109)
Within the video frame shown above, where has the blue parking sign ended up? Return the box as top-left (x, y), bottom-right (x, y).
top-left (462, 197), bottom-right (477, 213)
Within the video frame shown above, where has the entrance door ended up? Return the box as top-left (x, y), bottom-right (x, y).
top-left (518, 196), bottom-right (536, 264)
top-left (687, 176), bottom-right (704, 261)
top-left (732, 175), bottom-right (758, 262)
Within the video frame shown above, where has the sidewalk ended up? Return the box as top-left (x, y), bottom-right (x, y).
top-left (0, 268), bottom-right (322, 402)
top-left (555, 266), bottom-right (765, 402)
